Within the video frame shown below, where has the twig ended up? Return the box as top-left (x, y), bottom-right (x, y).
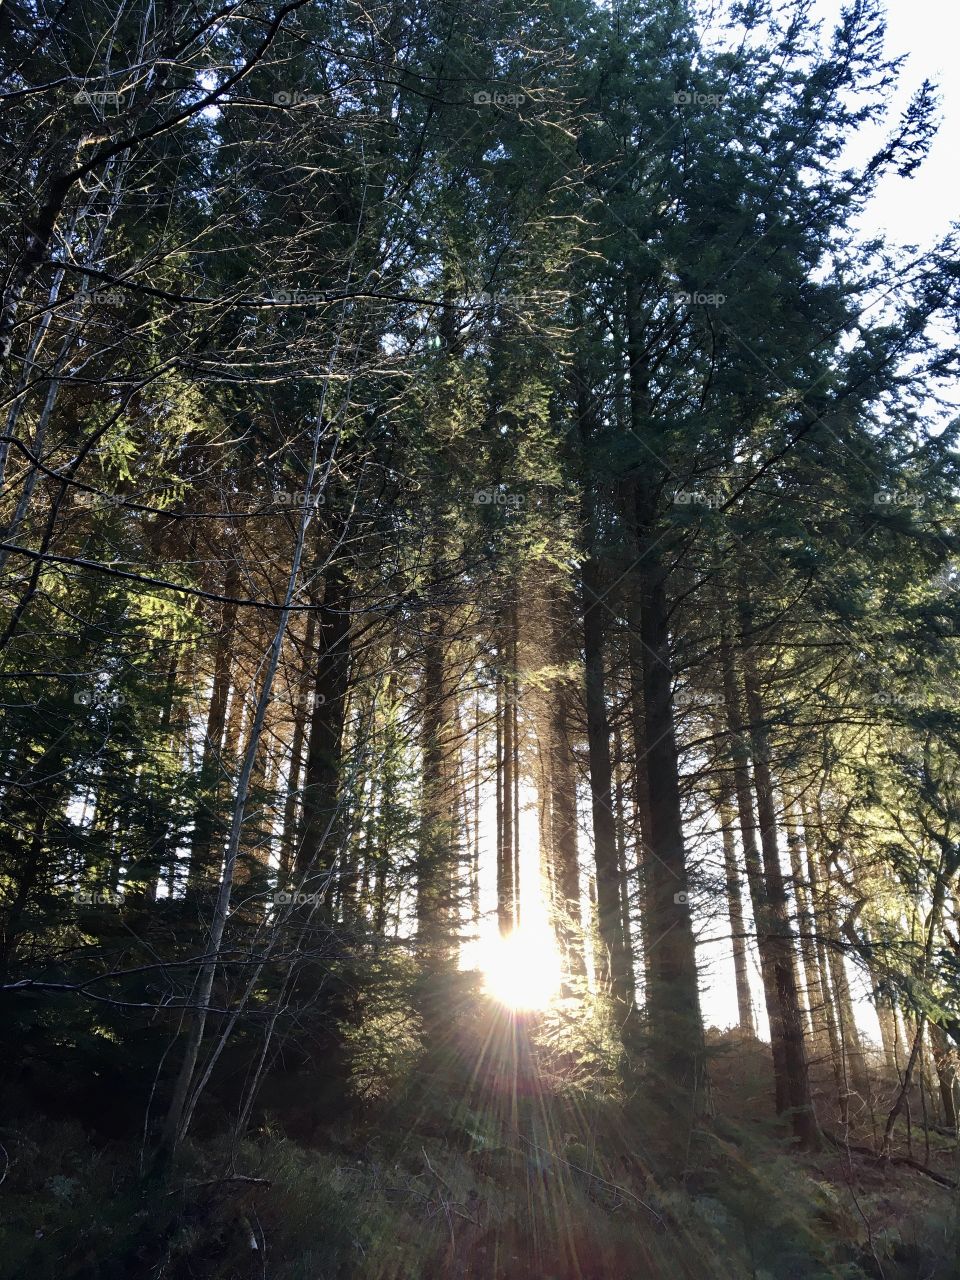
top-left (164, 1175), bottom-right (272, 1195)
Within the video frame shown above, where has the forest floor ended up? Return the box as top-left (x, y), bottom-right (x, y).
top-left (3, 1002), bottom-right (959, 1280)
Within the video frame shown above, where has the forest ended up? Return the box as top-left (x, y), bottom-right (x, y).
top-left (2, 0), bottom-right (960, 1275)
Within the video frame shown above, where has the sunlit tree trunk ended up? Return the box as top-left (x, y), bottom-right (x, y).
top-left (807, 798), bottom-right (870, 1104)
top-left (497, 610), bottom-right (517, 935)
top-left (551, 650), bottom-right (584, 979)
top-left (471, 689), bottom-right (481, 926)
top-left (625, 597), bottom-right (655, 1003)
top-left (928, 1023), bottom-right (957, 1128)
top-left (718, 792), bottom-right (756, 1037)
top-left (613, 726), bottom-right (636, 1003)
top-left (782, 795), bottom-right (831, 1057)
top-left (720, 621), bottom-right (818, 1147)
top-left (798, 795), bottom-right (850, 1113)
top-left (279, 613), bottom-right (316, 881)
top-left (371, 662), bottom-right (400, 936)
top-left (187, 562), bottom-right (241, 895)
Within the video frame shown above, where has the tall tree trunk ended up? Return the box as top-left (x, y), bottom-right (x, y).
top-left (807, 799), bottom-right (870, 1105)
top-left (798, 794), bottom-right (848, 1116)
top-left (279, 613), bottom-right (317, 880)
top-left (579, 421), bottom-right (634, 1027)
top-left (625, 597), bottom-right (655, 1005)
top-left (738, 615), bottom-right (819, 1148)
top-left (551, 662), bottom-right (584, 978)
top-left (496, 663), bottom-right (505, 930)
top-left (129, 641), bottom-right (181, 905)
top-left (512, 622), bottom-right (521, 930)
top-left (782, 794), bottom-right (832, 1059)
top-left (634, 546), bottom-right (705, 1100)
top-left (620, 279), bottom-right (704, 1102)
top-left (187, 562), bottom-right (241, 894)
top-left (717, 792), bottom-right (756, 1037)
top-left (720, 620), bottom-right (818, 1148)
top-left (371, 662), bottom-right (400, 935)
top-left (471, 689), bottom-right (482, 926)
top-left (297, 562), bottom-right (352, 901)
top-left (874, 988), bottom-right (902, 1080)
top-left (416, 571), bottom-right (457, 965)
top-left (613, 727), bottom-right (636, 1004)
top-left (238, 696), bottom-right (279, 897)
top-left (928, 1023), bottom-right (957, 1129)
top-left (497, 613), bottom-right (517, 935)
top-left (160, 413), bottom-right (330, 1157)
top-left (859, 926), bottom-right (901, 1079)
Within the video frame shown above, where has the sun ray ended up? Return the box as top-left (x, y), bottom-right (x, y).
top-left (478, 923), bottom-right (562, 1012)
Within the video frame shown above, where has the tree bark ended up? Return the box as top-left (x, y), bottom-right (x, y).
top-left (416, 572), bottom-right (457, 964)
top-left (626, 600), bottom-right (655, 1007)
top-left (720, 620), bottom-right (818, 1148)
top-left (928, 1023), bottom-right (957, 1129)
top-left (613, 726), bottom-right (636, 1004)
top-left (578, 409), bottom-right (634, 1026)
top-left (782, 794), bottom-right (832, 1058)
top-left (497, 612), bottom-right (517, 935)
top-left (806, 798), bottom-right (870, 1105)
top-left (551, 656), bottom-right (584, 977)
top-left (620, 281), bottom-right (704, 1102)
top-left (296, 562), bottom-right (352, 899)
top-left (717, 793), bottom-right (756, 1037)
top-left (279, 613), bottom-right (316, 881)
top-left (186, 561), bottom-right (241, 894)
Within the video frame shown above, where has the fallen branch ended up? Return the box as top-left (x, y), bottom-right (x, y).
top-left (822, 1129), bottom-right (957, 1190)
top-left (166, 1175), bottom-right (272, 1195)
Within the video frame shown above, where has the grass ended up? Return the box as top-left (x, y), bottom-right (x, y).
top-left (2, 1007), bottom-right (958, 1279)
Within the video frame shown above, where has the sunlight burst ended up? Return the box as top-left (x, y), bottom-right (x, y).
top-left (480, 925), bottom-right (562, 1012)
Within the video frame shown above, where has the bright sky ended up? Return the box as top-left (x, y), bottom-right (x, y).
top-left (812, 0), bottom-right (959, 249)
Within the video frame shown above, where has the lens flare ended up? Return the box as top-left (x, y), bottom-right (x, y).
top-left (480, 925), bottom-right (562, 1011)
